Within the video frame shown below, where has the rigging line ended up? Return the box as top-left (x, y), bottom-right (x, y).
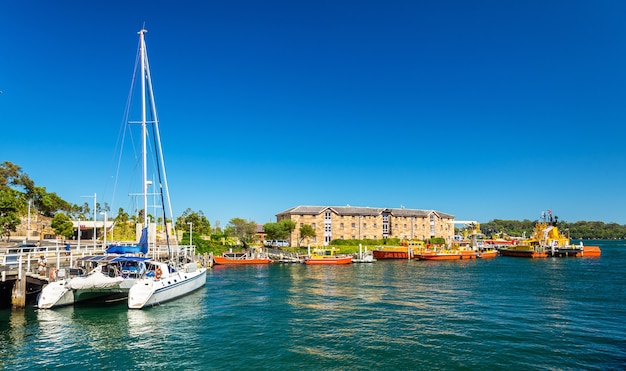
top-left (111, 36), bottom-right (142, 219)
top-left (144, 80), bottom-right (172, 254)
top-left (149, 112), bottom-right (172, 255)
top-left (143, 41), bottom-right (178, 249)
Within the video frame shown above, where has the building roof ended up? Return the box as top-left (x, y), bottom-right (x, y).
top-left (277, 205), bottom-right (455, 219)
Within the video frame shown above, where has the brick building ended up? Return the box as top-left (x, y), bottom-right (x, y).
top-left (276, 205), bottom-right (455, 246)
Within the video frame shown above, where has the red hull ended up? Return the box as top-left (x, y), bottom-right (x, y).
top-left (417, 251), bottom-right (477, 260)
top-left (373, 251), bottom-right (409, 259)
top-left (477, 250), bottom-right (498, 259)
top-left (582, 246), bottom-right (601, 257)
top-left (305, 257), bottom-right (353, 265)
top-left (213, 256), bottom-right (273, 265)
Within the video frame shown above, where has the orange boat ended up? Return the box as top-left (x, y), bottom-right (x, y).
top-left (372, 246), bottom-right (410, 259)
top-left (373, 240), bottom-right (424, 259)
top-left (213, 248), bottom-right (273, 265)
top-left (304, 247), bottom-right (353, 265)
top-left (416, 248), bottom-right (477, 260)
top-left (477, 247), bottom-right (498, 259)
top-left (582, 245), bottom-right (601, 257)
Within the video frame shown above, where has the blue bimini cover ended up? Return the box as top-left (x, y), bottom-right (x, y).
top-left (106, 228), bottom-right (149, 254)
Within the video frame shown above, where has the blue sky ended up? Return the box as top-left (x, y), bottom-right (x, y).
top-left (1, 1), bottom-right (626, 226)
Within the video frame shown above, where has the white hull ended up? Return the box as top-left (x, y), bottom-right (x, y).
top-left (37, 258), bottom-right (148, 309)
top-left (38, 280), bottom-right (75, 309)
top-left (37, 276), bottom-right (140, 309)
top-left (128, 264), bottom-right (207, 309)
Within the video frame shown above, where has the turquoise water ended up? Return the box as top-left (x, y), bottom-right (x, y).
top-left (1, 241), bottom-right (625, 370)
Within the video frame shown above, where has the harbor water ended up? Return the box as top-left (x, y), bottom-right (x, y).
top-left (1, 240), bottom-right (625, 370)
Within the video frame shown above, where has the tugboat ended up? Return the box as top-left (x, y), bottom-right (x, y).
top-left (499, 210), bottom-right (601, 258)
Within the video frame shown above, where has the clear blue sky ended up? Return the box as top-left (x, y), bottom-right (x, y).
top-left (1, 1), bottom-right (626, 226)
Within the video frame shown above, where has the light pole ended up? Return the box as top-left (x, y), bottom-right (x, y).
top-left (100, 211), bottom-right (108, 248)
top-left (188, 222), bottom-right (193, 248)
top-left (77, 218), bottom-right (81, 251)
top-left (27, 199), bottom-right (31, 241)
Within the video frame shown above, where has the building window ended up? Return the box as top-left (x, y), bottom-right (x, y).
top-left (374, 224), bottom-right (377, 228)
top-left (363, 223), bottom-right (367, 229)
top-left (312, 223), bottom-right (316, 229)
top-left (340, 223), bottom-right (344, 229)
top-left (351, 223), bottom-right (355, 228)
top-left (404, 224), bottom-right (407, 229)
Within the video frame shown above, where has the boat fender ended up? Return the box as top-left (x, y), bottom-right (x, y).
top-left (49, 267), bottom-right (57, 281)
top-left (155, 267), bottom-right (162, 279)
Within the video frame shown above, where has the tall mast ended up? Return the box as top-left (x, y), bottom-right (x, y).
top-left (139, 29), bottom-right (148, 232)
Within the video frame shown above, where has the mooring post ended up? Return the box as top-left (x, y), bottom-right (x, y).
top-left (11, 274), bottom-right (26, 308)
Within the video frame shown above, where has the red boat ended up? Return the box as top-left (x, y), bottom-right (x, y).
top-left (476, 248), bottom-right (498, 259)
top-left (213, 249), bottom-right (273, 265)
top-left (416, 249), bottom-right (477, 260)
top-left (582, 245), bottom-right (601, 257)
top-left (372, 246), bottom-right (411, 259)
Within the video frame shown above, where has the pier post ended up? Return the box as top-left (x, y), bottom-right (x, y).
top-left (11, 274), bottom-right (26, 308)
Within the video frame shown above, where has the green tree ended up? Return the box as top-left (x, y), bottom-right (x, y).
top-left (224, 218), bottom-right (257, 242)
top-left (175, 208), bottom-right (211, 236)
top-left (298, 224), bottom-right (316, 247)
top-left (279, 219), bottom-right (296, 245)
top-left (32, 186), bottom-right (71, 217)
top-left (51, 213), bottom-right (74, 240)
top-left (0, 161), bottom-right (34, 193)
top-left (0, 188), bottom-right (20, 243)
top-left (262, 222), bottom-right (281, 241)
top-left (112, 207), bottom-right (134, 241)
top-left (263, 220), bottom-right (296, 244)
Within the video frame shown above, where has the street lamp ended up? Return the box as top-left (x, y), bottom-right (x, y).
top-left (77, 218), bottom-right (81, 251)
top-left (187, 222), bottom-right (193, 248)
top-left (100, 211), bottom-right (108, 248)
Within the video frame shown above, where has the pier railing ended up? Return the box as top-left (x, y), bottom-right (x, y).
top-left (265, 248), bottom-right (303, 263)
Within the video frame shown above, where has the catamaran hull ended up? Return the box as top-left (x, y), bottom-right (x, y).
top-left (128, 268), bottom-right (207, 309)
top-left (38, 281), bottom-right (75, 309)
top-left (38, 277), bottom-right (139, 309)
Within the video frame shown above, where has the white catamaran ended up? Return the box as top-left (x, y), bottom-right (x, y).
top-left (37, 256), bottom-right (149, 308)
top-left (126, 29), bottom-right (206, 309)
top-left (39, 29), bottom-right (206, 309)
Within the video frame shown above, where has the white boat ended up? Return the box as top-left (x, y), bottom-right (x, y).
top-left (125, 29), bottom-right (206, 309)
top-left (38, 256), bottom-right (148, 309)
top-left (128, 260), bottom-right (206, 308)
top-left (352, 244), bottom-right (376, 263)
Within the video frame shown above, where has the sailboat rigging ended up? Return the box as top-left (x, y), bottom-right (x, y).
top-left (126, 29), bottom-right (207, 309)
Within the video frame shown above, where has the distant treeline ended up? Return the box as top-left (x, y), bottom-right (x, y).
top-left (480, 219), bottom-right (626, 240)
